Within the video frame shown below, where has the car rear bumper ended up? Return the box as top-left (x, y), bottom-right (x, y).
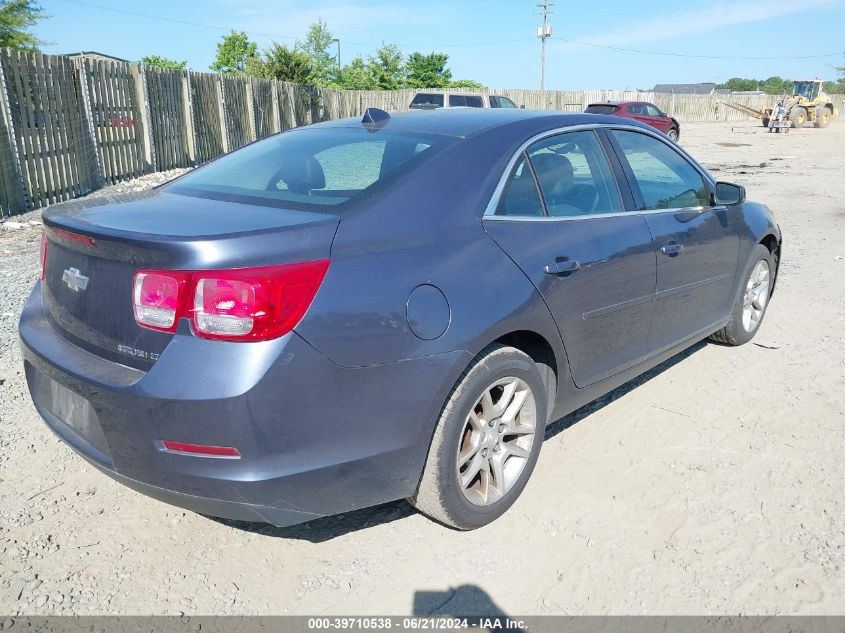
top-left (20, 283), bottom-right (469, 526)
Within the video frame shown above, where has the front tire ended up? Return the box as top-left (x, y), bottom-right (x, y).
top-left (410, 344), bottom-right (547, 530)
top-left (667, 128), bottom-right (679, 141)
top-left (710, 244), bottom-right (776, 346)
top-left (789, 107), bottom-right (806, 129)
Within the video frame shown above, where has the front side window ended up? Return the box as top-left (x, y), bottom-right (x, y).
top-left (525, 130), bottom-right (623, 217)
top-left (491, 96), bottom-right (517, 108)
top-left (465, 96), bottom-right (484, 108)
top-left (644, 104), bottom-right (662, 117)
top-left (166, 128), bottom-right (453, 212)
top-left (611, 130), bottom-right (709, 210)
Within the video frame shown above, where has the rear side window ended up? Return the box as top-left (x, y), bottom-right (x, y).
top-left (611, 130), bottom-right (709, 210)
top-left (526, 130), bottom-right (623, 217)
top-left (496, 153), bottom-right (544, 216)
top-left (166, 128), bottom-right (453, 212)
top-left (585, 104), bottom-right (619, 115)
top-left (449, 94), bottom-right (483, 107)
top-left (410, 93), bottom-right (444, 108)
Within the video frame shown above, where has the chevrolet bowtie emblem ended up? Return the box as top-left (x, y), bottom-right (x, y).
top-left (62, 267), bottom-right (89, 292)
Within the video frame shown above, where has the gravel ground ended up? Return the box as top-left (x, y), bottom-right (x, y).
top-left (0, 124), bottom-right (843, 615)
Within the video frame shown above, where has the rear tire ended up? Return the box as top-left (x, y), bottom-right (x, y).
top-left (789, 107), bottom-right (806, 129)
top-left (815, 107), bottom-right (832, 128)
top-left (410, 344), bottom-right (547, 530)
top-left (710, 244), bottom-right (776, 346)
top-left (761, 118), bottom-right (770, 127)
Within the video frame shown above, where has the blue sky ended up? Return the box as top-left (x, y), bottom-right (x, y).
top-left (37, 0), bottom-right (845, 89)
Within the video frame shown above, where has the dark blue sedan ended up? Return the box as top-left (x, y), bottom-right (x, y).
top-left (20, 108), bottom-right (781, 529)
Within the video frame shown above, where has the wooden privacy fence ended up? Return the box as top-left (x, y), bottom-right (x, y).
top-left (2, 48), bottom-right (845, 217)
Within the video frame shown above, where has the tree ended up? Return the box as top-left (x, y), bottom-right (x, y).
top-left (367, 44), bottom-right (404, 90)
top-left (140, 55), bottom-right (187, 70)
top-left (249, 43), bottom-right (315, 84)
top-left (759, 76), bottom-right (791, 96)
top-left (448, 79), bottom-right (487, 90)
top-left (296, 19), bottom-right (335, 85)
top-left (330, 55), bottom-right (377, 90)
top-left (405, 52), bottom-right (451, 88)
top-left (210, 31), bottom-right (258, 74)
top-left (0, 0), bottom-right (44, 51)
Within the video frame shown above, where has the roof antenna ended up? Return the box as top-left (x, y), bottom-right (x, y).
top-left (362, 107), bottom-right (390, 130)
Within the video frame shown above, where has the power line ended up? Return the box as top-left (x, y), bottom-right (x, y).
top-left (551, 36), bottom-right (844, 60)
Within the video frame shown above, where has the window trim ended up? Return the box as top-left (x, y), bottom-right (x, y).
top-left (484, 124), bottom-right (718, 222)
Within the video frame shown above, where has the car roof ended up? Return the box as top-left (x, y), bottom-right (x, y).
top-left (305, 108), bottom-right (646, 139)
top-left (587, 101), bottom-right (647, 107)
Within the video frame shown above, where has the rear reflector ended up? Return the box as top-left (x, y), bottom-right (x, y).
top-left (132, 260), bottom-right (329, 341)
top-left (161, 440), bottom-right (241, 458)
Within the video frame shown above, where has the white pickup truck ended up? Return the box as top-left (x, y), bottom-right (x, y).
top-left (409, 92), bottom-right (520, 109)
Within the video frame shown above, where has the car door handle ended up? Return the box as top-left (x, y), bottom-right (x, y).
top-left (544, 259), bottom-right (581, 275)
top-left (660, 242), bottom-right (684, 256)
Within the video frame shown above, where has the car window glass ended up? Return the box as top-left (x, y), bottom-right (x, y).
top-left (166, 128), bottom-right (453, 212)
top-left (644, 104), bottom-right (662, 117)
top-left (465, 96), bottom-right (484, 108)
top-left (411, 93), bottom-right (443, 107)
top-left (585, 104), bottom-right (618, 115)
top-left (495, 153), bottom-right (544, 216)
top-left (489, 96), bottom-right (501, 108)
top-left (611, 130), bottom-right (709, 210)
top-left (449, 95), bottom-right (467, 107)
top-left (627, 104), bottom-right (644, 115)
top-left (525, 130), bottom-right (623, 217)
top-left (498, 97), bottom-right (518, 108)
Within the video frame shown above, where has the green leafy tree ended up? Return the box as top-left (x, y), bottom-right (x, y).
top-left (140, 55), bottom-right (187, 70)
top-left (248, 43), bottom-right (315, 84)
top-left (330, 55), bottom-right (377, 90)
top-left (448, 79), bottom-right (487, 90)
top-left (296, 19), bottom-right (335, 85)
top-left (366, 44), bottom-right (404, 90)
top-left (405, 52), bottom-right (451, 88)
top-left (0, 0), bottom-right (45, 51)
top-left (210, 31), bottom-right (258, 74)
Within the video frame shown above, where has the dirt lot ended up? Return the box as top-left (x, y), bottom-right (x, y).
top-left (0, 120), bottom-right (843, 616)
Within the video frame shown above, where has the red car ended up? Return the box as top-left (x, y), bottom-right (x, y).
top-left (585, 101), bottom-right (680, 141)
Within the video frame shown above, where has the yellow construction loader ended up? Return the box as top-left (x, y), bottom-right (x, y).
top-left (724, 79), bottom-right (838, 131)
top-left (761, 80), bottom-right (838, 129)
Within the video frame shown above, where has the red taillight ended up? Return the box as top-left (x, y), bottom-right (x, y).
top-left (160, 440), bottom-right (241, 458)
top-left (132, 260), bottom-right (329, 341)
top-left (40, 230), bottom-right (48, 280)
top-left (133, 271), bottom-right (191, 332)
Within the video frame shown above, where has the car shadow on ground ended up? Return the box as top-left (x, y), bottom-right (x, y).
top-left (212, 339), bottom-right (709, 542)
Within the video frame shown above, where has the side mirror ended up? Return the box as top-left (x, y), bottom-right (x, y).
top-left (714, 181), bottom-right (746, 206)
top-left (660, 112), bottom-right (667, 118)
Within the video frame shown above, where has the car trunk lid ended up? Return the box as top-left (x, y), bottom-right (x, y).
top-left (41, 191), bottom-right (339, 371)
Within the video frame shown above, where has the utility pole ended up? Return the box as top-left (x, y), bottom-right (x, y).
top-left (332, 38), bottom-right (341, 70)
top-left (536, 0), bottom-right (553, 90)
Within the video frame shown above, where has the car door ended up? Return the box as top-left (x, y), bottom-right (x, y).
top-left (607, 128), bottom-right (740, 353)
top-left (483, 128), bottom-right (657, 387)
top-left (641, 103), bottom-right (670, 133)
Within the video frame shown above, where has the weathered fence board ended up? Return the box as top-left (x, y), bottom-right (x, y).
top-left (2, 47), bottom-right (845, 217)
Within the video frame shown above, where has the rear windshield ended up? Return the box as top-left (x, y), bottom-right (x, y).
top-left (165, 127), bottom-right (455, 212)
top-left (585, 104), bottom-right (619, 115)
top-left (410, 93), bottom-right (444, 108)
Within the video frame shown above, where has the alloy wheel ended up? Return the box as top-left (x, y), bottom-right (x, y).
top-left (742, 259), bottom-right (771, 332)
top-left (456, 377), bottom-right (537, 506)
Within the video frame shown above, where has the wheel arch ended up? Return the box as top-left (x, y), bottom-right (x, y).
top-left (758, 232), bottom-right (781, 296)
top-left (493, 330), bottom-right (558, 415)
